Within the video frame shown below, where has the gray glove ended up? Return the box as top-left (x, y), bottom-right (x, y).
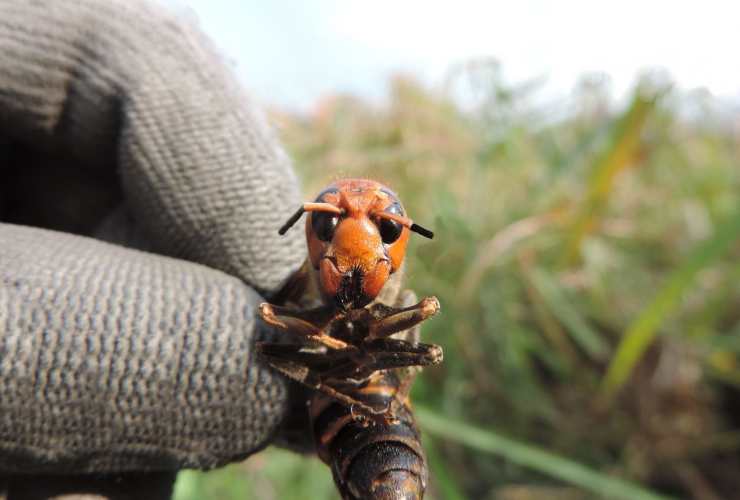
top-left (0, 0), bottom-right (306, 478)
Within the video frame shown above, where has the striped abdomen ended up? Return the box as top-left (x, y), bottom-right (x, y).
top-left (310, 370), bottom-right (427, 500)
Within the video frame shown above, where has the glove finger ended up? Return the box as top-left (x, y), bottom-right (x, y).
top-left (0, 0), bottom-right (305, 294)
top-left (0, 223), bottom-right (287, 473)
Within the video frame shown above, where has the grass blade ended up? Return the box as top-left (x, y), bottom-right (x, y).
top-left (560, 85), bottom-right (661, 266)
top-left (416, 407), bottom-right (675, 500)
top-left (602, 213), bottom-right (740, 398)
top-left (529, 267), bottom-right (610, 360)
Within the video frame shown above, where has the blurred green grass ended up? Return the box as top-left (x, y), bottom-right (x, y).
top-left (176, 66), bottom-right (740, 499)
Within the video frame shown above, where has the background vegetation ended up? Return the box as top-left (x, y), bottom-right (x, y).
top-left (175, 63), bottom-right (740, 499)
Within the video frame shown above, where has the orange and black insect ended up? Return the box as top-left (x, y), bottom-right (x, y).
top-left (258, 179), bottom-right (442, 499)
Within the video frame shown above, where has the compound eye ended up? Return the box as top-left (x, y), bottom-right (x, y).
top-left (378, 203), bottom-right (404, 244)
top-left (312, 211), bottom-right (339, 242)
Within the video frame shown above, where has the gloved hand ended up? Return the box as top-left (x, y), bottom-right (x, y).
top-left (0, 0), bottom-right (306, 495)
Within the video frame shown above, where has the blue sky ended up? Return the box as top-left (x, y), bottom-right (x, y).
top-left (175, 0), bottom-right (739, 111)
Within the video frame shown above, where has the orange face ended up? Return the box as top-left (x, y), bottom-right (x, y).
top-left (305, 179), bottom-right (411, 309)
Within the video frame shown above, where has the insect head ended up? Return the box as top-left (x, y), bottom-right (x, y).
top-left (279, 179), bottom-right (433, 309)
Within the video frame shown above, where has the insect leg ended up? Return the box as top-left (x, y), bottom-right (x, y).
top-left (259, 303), bottom-right (326, 334)
top-left (259, 303), bottom-right (351, 351)
top-left (318, 368), bottom-right (421, 425)
top-left (393, 289), bottom-right (422, 343)
top-left (362, 338), bottom-right (444, 369)
top-left (347, 344), bottom-right (441, 423)
top-left (257, 343), bottom-right (343, 386)
top-left (313, 381), bottom-right (389, 418)
top-left (314, 340), bottom-right (443, 418)
top-left (258, 342), bottom-right (350, 368)
top-left (367, 296), bottom-right (440, 340)
top-left (312, 339), bottom-right (443, 386)
top-left (260, 342), bottom-right (369, 383)
top-left (259, 303), bottom-right (336, 332)
top-left (258, 343), bottom-right (389, 416)
top-left (306, 334), bottom-right (354, 351)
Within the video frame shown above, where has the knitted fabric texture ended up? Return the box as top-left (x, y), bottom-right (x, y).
top-left (0, 224), bottom-right (287, 473)
top-left (0, 0), bottom-right (307, 473)
top-left (0, 0), bottom-right (305, 294)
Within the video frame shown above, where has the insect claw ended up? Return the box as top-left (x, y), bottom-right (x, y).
top-left (258, 303), bottom-right (286, 328)
top-left (427, 345), bottom-right (444, 364)
top-left (420, 296), bottom-right (440, 316)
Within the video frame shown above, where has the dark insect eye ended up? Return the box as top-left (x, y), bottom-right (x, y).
top-left (311, 188), bottom-right (340, 242)
top-left (312, 211), bottom-right (338, 242)
top-left (378, 203), bottom-right (404, 244)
